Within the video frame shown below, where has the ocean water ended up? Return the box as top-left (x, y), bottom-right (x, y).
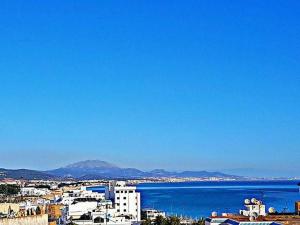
top-left (89, 180), bottom-right (300, 219)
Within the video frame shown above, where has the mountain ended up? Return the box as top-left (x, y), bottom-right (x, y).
top-left (47, 160), bottom-right (147, 179)
top-left (0, 168), bottom-right (55, 180)
top-left (150, 169), bottom-right (238, 179)
top-left (0, 160), bottom-right (242, 180)
top-left (65, 160), bottom-right (118, 169)
top-left (47, 160), bottom-right (242, 180)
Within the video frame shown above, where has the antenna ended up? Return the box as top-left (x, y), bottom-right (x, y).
top-left (281, 201), bottom-right (288, 213)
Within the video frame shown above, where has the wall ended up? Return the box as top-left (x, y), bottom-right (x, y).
top-left (48, 204), bottom-right (63, 219)
top-left (296, 201), bottom-right (300, 215)
top-left (0, 203), bottom-right (20, 214)
top-left (0, 214), bottom-right (48, 225)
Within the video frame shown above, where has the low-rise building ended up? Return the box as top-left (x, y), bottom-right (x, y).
top-left (239, 198), bottom-right (266, 217)
top-left (60, 188), bottom-right (105, 205)
top-left (20, 187), bottom-right (51, 197)
top-left (205, 217), bottom-right (282, 225)
top-left (67, 199), bottom-right (99, 219)
top-left (142, 208), bottom-right (166, 220)
top-left (60, 181), bottom-right (142, 225)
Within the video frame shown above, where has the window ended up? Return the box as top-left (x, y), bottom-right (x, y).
top-left (117, 209), bottom-right (120, 212)
top-left (124, 203), bottom-right (126, 206)
top-left (124, 209), bottom-right (127, 212)
top-left (116, 191), bottom-right (120, 193)
top-left (117, 197), bottom-right (120, 200)
top-left (123, 197), bottom-right (126, 199)
top-left (129, 190), bottom-right (133, 193)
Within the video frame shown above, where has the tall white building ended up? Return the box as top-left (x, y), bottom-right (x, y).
top-left (105, 181), bottom-right (141, 221)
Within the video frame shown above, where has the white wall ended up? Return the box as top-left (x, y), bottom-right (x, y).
top-left (68, 202), bottom-right (98, 219)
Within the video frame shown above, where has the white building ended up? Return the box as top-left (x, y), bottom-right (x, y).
top-left (62, 181), bottom-right (141, 224)
top-left (67, 199), bottom-right (133, 225)
top-left (74, 212), bottom-right (132, 225)
top-left (20, 187), bottom-right (50, 196)
top-left (105, 181), bottom-right (141, 221)
top-left (67, 200), bottom-right (99, 219)
top-left (60, 189), bottom-right (105, 205)
top-left (142, 208), bottom-right (165, 220)
top-left (205, 218), bottom-right (282, 225)
top-left (239, 198), bottom-right (266, 217)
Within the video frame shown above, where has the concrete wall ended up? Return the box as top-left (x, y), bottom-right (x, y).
top-left (0, 214), bottom-right (48, 225)
top-left (0, 203), bottom-right (20, 214)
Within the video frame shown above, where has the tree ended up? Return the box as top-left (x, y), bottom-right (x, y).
top-left (0, 184), bottom-right (20, 196)
top-left (167, 216), bottom-right (180, 225)
top-left (155, 215), bottom-right (168, 225)
top-left (192, 218), bottom-right (205, 225)
top-left (142, 218), bottom-right (152, 225)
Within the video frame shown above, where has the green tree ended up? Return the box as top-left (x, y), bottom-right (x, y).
top-left (192, 218), bottom-right (205, 225)
top-left (0, 184), bottom-right (20, 196)
top-left (155, 215), bottom-right (168, 225)
top-left (142, 218), bottom-right (152, 225)
top-left (167, 216), bottom-right (180, 225)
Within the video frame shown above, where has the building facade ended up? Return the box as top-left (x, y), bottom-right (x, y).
top-left (105, 181), bottom-right (141, 221)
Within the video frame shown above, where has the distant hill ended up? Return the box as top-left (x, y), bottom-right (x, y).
top-left (47, 160), bottom-right (241, 180)
top-left (0, 168), bottom-right (55, 180)
top-left (47, 160), bottom-right (147, 179)
top-left (0, 160), bottom-right (242, 180)
top-left (65, 160), bottom-right (118, 169)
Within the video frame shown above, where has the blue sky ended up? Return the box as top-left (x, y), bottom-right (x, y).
top-left (0, 0), bottom-right (299, 177)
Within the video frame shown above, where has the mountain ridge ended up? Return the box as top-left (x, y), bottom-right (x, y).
top-left (46, 160), bottom-right (242, 179)
top-left (0, 160), bottom-right (243, 180)
top-left (0, 168), bottom-right (55, 180)
top-left (65, 160), bottom-right (118, 169)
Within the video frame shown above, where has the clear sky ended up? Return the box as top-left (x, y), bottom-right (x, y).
top-left (0, 0), bottom-right (299, 177)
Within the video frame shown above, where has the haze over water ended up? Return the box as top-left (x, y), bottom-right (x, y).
top-left (90, 180), bottom-right (300, 218)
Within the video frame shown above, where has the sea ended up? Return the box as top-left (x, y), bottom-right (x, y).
top-left (88, 180), bottom-right (300, 219)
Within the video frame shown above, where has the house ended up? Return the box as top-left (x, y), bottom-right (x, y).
top-left (142, 208), bottom-right (166, 220)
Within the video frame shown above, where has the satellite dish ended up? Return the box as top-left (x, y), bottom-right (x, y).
top-left (245, 199), bottom-right (250, 204)
top-left (211, 212), bottom-right (217, 217)
top-left (251, 198), bottom-right (257, 204)
top-left (268, 207), bottom-right (276, 214)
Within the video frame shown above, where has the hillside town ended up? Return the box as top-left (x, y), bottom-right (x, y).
top-left (0, 178), bottom-right (300, 225)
